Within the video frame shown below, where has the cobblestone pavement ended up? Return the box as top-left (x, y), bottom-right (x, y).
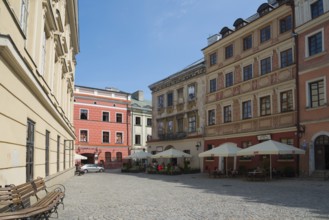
top-left (56, 169), bottom-right (329, 220)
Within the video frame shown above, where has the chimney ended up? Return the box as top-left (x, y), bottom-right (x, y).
top-left (132, 90), bottom-right (144, 101)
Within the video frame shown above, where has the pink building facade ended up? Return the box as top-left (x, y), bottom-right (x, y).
top-left (74, 86), bottom-right (131, 169)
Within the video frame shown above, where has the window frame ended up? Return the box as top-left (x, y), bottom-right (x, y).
top-left (225, 44), bottom-right (234, 59)
top-left (80, 109), bottom-right (88, 120)
top-left (260, 25), bottom-right (271, 43)
top-left (311, 0), bottom-right (324, 19)
top-left (209, 52), bottom-right (217, 66)
top-left (188, 114), bottom-right (196, 133)
top-left (147, 118), bottom-right (152, 127)
top-left (158, 95), bottom-right (164, 108)
top-left (209, 78), bottom-right (217, 93)
top-left (307, 78), bottom-right (325, 108)
top-left (80, 129), bottom-right (88, 142)
top-left (306, 30), bottom-right (324, 57)
top-left (208, 109), bottom-right (216, 126)
top-left (135, 116), bottom-right (141, 125)
top-left (243, 35), bottom-right (252, 51)
top-left (188, 84), bottom-right (196, 101)
top-left (280, 90), bottom-right (294, 112)
top-left (279, 15), bottom-right (292, 34)
top-left (135, 134), bottom-right (141, 145)
top-left (167, 92), bottom-right (174, 107)
top-left (116, 113), bottom-right (123, 123)
top-left (225, 72), bottom-right (234, 87)
top-left (260, 57), bottom-right (272, 75)
top-left (223, 105), bottom-right (232, 123)
top-left (243, 64), bottom-right (253, 81)
top-left (242, 100), bottom-right (252, 119)
top-left (260, 95), bottom-right (271, 116)
top-left (116, 132), bottom-right (123, 144)
top-left (102, 111), bottom-right (110, 122)
top-left (102, 131), bottom-right (110, 143)
top-left (280, 48), bottom-right (293, 68)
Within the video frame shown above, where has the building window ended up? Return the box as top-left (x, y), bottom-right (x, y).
top-left (309, 79), bottom-right (325, 108)
top-left (105, 152), bottom-right (111, 162)
top-left (20, 0), bottom-right (29, 34)
top-left (260, 96), bottom-right (271, 116)
top-left (240, 141), bottom-right (252, 161)
top-left (209, 78), bottom-right (217, 93)
top-left (26, 119), bottom-right (35, 182)
top-left (116, 132), bottom-right (123, 144)
top-left (243, 35), bottom-right (252, 51)
top-left (311, 0), bottom-right (324, 19)
top-left (102, 112), bottom-right (109, 122)
top-left (116, 113), bottom-right (123, 123)
top-left (206, 144), bottom-right (214, 161)
top-left (188, 114), bottom-right (196, 133)
top-left (116, 152), bottom-right (122, 162)
top-left (208, 109), bottom-right (215, 125)
top-left (45, 130), bottom-right (50, 177)
top-left (308, 31), bottom-right (323, 56)
top-left (242, 100), bottom-right (252, 119)
top-left (260, 57), bottom-right (271, 75)
top-left (80, 109), bottom-right (88, 120)
top-left (135, 117), bottom-right (141, 125)
top-left (147, 118), bottom-right (152, 126)
top-left (167, 92), bottom-right (173, 107)
top-left (158, 95), bottom-right (164, 108)
top-left (167, 120), bottom-right (173, 133)
top-left (177, 117), bottom-right (184, 132)
top-left (188, 84), bottom-right (196, 101)
top-left (80, 130), bottom-right (88, 142)
top-left (280, 90), bottom-right (293, 112)
top-left (177, 88), bottom-right (184, 103)
top-left (280, 15), bottom-right (292, 33)
top-left (209, 52), bottom-right (217, 66)
top-left (279, 138), bottom-right (294, 160)
top-left (158, 121), bottom-right (164, 135)
top-left (225, 72), bottom-right (233, 87)
top-left (280, 48), bottom-right (293, 68)
top-left (243, 64), bottom-right (253, 81)
top-left (135, 135), bottom-right (141, 145)
top-left (225, 44), bottom-right (233, 59)
top-left (57, 135), bottom-right (60, 172)
top-left (223, 105), bottom-right (232, 123)
top-left (103, 131), bottom-right (110, 143)
top-left (260, 26), bottom-right (271, 43)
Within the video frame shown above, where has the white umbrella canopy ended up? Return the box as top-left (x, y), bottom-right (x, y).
top-left (74, 154), bottom-right (87, 160)
top-left (236, 140), bottom-right (305, 179)
top-left (198, 142), bottom-right (242, 157)
top-left (151, 148), bottom-right (192, 159)
top-left (236, 140), bottom-right (305, 156)
top-left (125, 151), bottom-right (152, 159)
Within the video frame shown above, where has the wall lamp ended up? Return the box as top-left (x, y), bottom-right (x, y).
top-left (196, 141), bottom-right (201, 151)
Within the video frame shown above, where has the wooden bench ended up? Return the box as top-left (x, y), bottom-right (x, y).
top-left (0, 177), bottom-right (65, 220)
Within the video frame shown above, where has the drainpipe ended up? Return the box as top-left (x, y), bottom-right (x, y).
top-left (288, 0), bottom-right (301, 176)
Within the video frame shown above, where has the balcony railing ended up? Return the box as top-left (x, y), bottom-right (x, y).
top-left (158, 132), bottom-right (187, 140)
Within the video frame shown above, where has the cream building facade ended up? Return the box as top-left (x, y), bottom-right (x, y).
top-left (148, 59), bottom-right (206, 169)
top-left (130, 90), bottom-right (152, 153)
top-left (0, 0), bottom-right (79, 186)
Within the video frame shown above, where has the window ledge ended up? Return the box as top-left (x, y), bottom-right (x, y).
top-left (305, 104), bottom-right (327, 111)
top-left (277, 159), bottom-right (294, 162)
top-left (305, 50), bottom-right (327, 61)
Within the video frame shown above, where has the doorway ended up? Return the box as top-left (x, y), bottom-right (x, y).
top-left (314, 135), bottom-right (329, 170)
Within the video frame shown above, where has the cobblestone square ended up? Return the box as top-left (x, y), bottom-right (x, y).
top-left (57, 170), bottom-right (329, 220)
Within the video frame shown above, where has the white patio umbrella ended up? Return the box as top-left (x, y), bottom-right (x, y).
top-left (125, 151), bottom-right (152, 159)
top-left (237, 140), bottom-right (305, 179)
top-left (74, 154), bottom-right (87, 160)
top-left (151, 148), bottom-right (192, 159)
top-left (199, 142), bottom-right (241, 175)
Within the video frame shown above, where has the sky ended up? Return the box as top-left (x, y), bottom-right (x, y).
top-left (76, 0), bottom-right (266, 100)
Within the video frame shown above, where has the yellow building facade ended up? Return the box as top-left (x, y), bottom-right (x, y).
top-left (0, 0), bottom-right (79, 186)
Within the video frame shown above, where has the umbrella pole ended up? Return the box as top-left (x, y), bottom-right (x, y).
top-left (226, 157), bottom-right (228, 176)
top-left (270, 155), bottom-right (272, 180)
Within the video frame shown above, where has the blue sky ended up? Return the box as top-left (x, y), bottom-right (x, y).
top-left (76, 0), bottom-right (266, 100)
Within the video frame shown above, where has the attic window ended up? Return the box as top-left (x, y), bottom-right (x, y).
top-left (257, 3), bottom-right (274, 16)
top-left (220, 27), bottom-right (233, 38)
top-left (233, 18), bottom-right (248, 30)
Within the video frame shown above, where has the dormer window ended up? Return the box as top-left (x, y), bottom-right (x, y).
top-left (220, 27), bottom-right (233, 38)
top-left (257, 3), bottom-right (274, 17)
top-left (233, 18), bottom-right (248, 30)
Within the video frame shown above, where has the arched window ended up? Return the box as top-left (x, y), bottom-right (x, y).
top-left (116, 152), bottom-right (122, 162)
top-left (315, 135), bottom-right (329, 145)
top-left (105, 152), bottom-right (111, 162)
